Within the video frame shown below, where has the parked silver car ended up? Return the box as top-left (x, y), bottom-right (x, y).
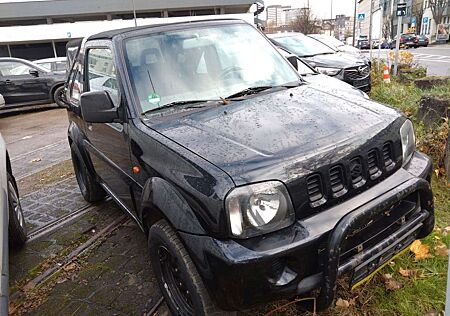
top-left (0, 134), bottom-right (27, 314)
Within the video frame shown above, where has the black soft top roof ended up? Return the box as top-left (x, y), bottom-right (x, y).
top-left (88, 19), bottom-right (246, 41)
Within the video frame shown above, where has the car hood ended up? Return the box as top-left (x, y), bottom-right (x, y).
top-left (305, 52), bottom-right (366, 69)
top-left (147, 85), bottom-right (402, 185)
top-left (302, 73), bottom-right (367, 98)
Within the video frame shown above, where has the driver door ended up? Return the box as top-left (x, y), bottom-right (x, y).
top-left (82, 43), bottom-right (135, 213)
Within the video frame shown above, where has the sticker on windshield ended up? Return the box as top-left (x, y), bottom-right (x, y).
top-left (148, 93), bottom-right (161, 104)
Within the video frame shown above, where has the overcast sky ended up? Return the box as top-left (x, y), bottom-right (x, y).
top-left (0, 0), bottom-right (357, 19)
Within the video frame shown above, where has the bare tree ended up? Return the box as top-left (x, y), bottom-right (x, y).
top-left (383, 13), bottom-right (392, 39)
top-left (291, 7), bottom-right (318, 34)
top-left (411, 0), bottom-right (425, 34)
top-left (429, 0), bottom-right (447, 26)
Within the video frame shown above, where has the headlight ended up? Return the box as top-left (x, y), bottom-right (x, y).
top-left (400, 119), bottom-right (416, 166)
top-left (316, 67), bottom-right (342, 76)
top-left (226, 181), bottom-right (295, 238)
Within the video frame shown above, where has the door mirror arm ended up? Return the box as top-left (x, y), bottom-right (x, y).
top-left (29, 69), bottom-right (39, 77)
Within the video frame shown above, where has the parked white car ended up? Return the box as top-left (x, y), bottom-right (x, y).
top-left (34, 57), bottom-right (67, 73)
top-left (0, 133), bottom-right (27, 314)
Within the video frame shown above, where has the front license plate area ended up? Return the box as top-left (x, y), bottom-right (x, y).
top-left (350, 240), bottom-right (413, 290)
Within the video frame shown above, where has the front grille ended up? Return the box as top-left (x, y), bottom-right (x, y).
top-left (344, 65), bottom-right (370, 81)
top-left (329, 165), bottom-right (347, 197)
top-left (305, 141), bottom-right (399, 209)
top-left (368, 149), bottom-right (381, 179)
top-left (383, 142), bottom-right (394, 170)
top-left (350, 157), bottom-right (365, 188)
top-left (306, 174), bottom-right (326, 206)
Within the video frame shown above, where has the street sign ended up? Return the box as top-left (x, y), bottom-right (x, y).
top-left (358, 13), bottom-right (365, 21)
top-left (423, 17), bottom-right (429, 24)
top-left (411, 17), bottom-right (416, 26)
top-left (396, 3), bottom-right (407, 17)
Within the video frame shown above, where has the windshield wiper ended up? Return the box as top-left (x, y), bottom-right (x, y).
top-left (225, 86), bottom-right (275, 99)
top-left (142, 99), bottom-right (221, 115)
top-left (225, 82), bottom-right (302, 100)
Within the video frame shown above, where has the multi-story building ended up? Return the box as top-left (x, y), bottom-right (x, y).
top-left (334, 14), bottom-right (355, 40)
top-left (266, 5), bottom-right (291, 27)
top-left (357, 0), bottom-right (381, 38)
top-left (0, 0), bottom-right (255, 59)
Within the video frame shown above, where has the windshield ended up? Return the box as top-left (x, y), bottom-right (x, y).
top-left (272, 34), bottom-right (336, 57)
top-left (124, 23), bottom-right (299, 113)
top-left (311, 35), bottom-right (344, 49)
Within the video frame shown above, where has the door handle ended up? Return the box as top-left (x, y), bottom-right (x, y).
top-left (4, 80), bottom-right (12, 85)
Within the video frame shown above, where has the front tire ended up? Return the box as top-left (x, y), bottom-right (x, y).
top-left (8, 173), bottom-right (27, 248)
top-left (53, 86), bottom-right (65, 107)
top-left (148, 219), bottom-right (228, 316)
top-left (70, 143), bottom-right (105, 203)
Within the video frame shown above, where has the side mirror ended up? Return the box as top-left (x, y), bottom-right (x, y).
top-left (29, 69), bottom-right (39, 77)
top-left (80, 91), bottom-right (119, 123)
top-left (286, 55), bottom-right (299, 71)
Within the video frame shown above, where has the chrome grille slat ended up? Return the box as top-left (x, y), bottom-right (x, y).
top-left (344, 65), bottom-right (370, 81)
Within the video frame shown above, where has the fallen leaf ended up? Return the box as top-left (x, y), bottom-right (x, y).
top-left (63, 262), bottom-right (77, 272)
top-left (381, 273), bottom-right (393, 281)
top-left (399, 267), bottom-right (419, 277)
top-left (385, 278), bottom-right (403, 290)
top-left (336, 298), bottom-right (350, 308)
top-left (434, 169), bottom-right (440, 178)
top-left (410, 240), bottom-right (433, 260)
top-left (434, 242), bottom-right (449, 257)
top-left (443, 226), bottom-right (450, 236)
top-left (31, 158), bottom-right (41, 163)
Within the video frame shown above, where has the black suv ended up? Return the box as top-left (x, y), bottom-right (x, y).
top-left (268, 32), bottom-right (371, 92)
top-left (0, 57), bottom-right (65, 112)
top-left (64, 20), bottom-right (434, 314)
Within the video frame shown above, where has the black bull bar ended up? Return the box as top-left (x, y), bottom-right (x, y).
top-left (316, 177), bottom-right (434, 309)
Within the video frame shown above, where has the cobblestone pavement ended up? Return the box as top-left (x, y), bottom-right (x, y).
top-left (20, 177), bottom-right (87, 231)
top-left (29, 222), bottom-right (163, 316)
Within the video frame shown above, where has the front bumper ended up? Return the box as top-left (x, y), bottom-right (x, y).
top-left (179, 151), bottom-right (434, 310)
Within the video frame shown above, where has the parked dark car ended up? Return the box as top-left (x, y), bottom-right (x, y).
top-left (268, 32), bottom-right (371, 92)
top-left (417, 35), bottom-right (429, 47)
top-left (390, 33), bottom-right (419, 49)
top-left (277, 47), bottom-right (370, 99)
top-left (0, 57), bottom-right (66, 113)
top-left (0, 133), bottom-right (27, 314)
top-left (357, 37), bottom-right (370, 49)
top-left (64, 19), bottom-right (434, 315)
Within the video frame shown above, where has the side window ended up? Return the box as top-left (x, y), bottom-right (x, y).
top-left (87, 48), bottom-right (119, 106)
top-left (68, 62), bottom-right (82, 105)
top-left (0, 61), bottom-right (34, 76)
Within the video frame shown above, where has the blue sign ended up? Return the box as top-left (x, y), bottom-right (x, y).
top-left (358, 13), bottom-right (365, 21)
top-left (411, 17), bottom-right (416, 25)
top-left (423, 17), bottom-right (429, 24)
